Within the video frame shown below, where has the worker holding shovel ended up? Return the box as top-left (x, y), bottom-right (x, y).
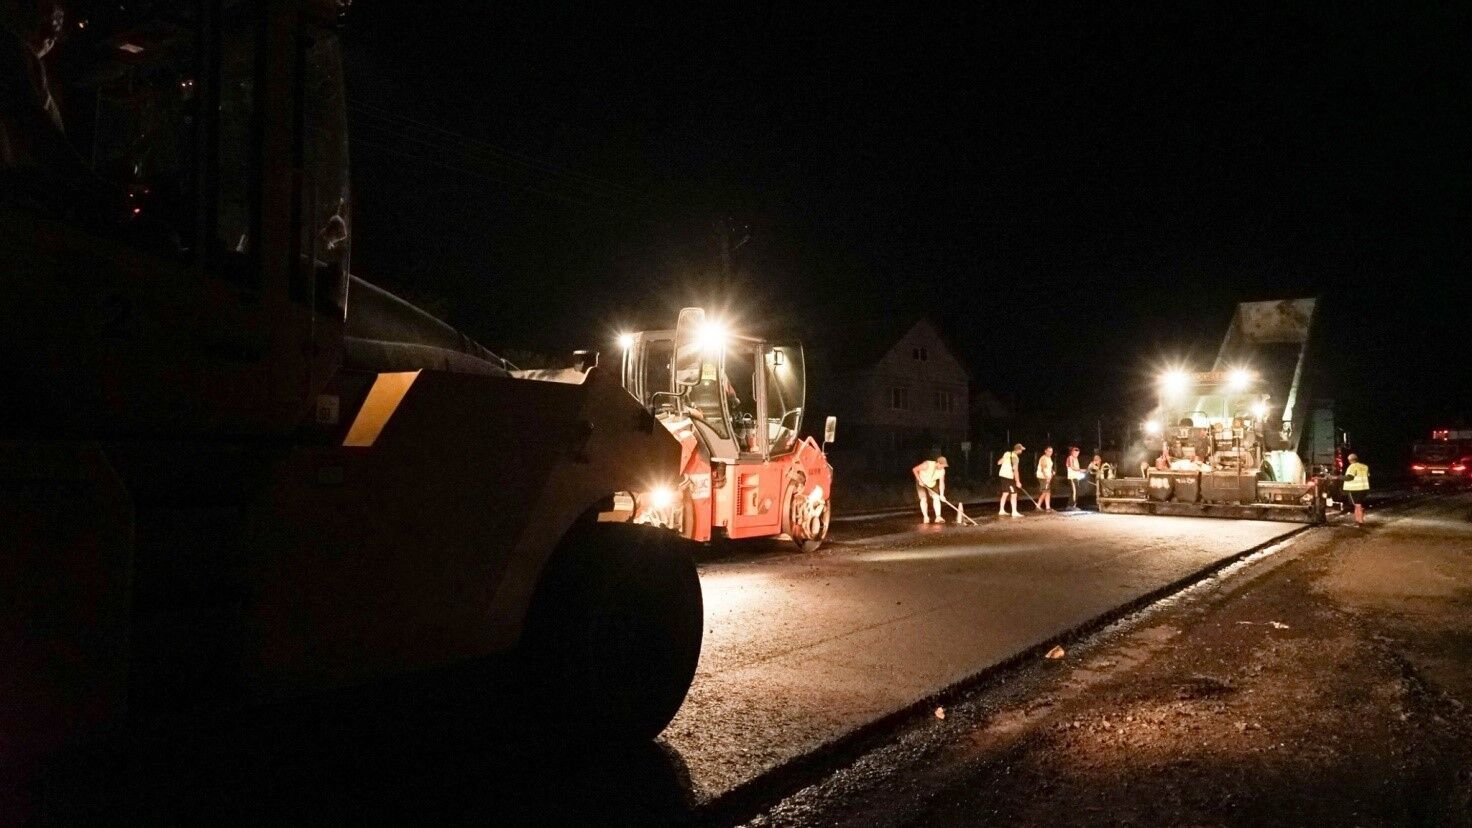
top-left (997, 443), bottom-right (1024, 517)
top-left (912, 456), bottom-right (949, 523)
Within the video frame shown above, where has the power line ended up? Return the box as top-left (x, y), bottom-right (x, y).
top-left (352, 138), bottom-right (601, 208)
top-left (348, 100), bottom-right (646, 204)
top-left (353, 121), bottom-right (606, 203)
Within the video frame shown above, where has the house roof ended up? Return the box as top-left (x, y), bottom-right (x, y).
top-left (808, 314), bottom-right (973, 381)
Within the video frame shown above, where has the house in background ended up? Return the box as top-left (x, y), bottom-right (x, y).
top-left (810, 317), bottom-right (971, 478)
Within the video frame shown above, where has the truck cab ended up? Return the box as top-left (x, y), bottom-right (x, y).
top-left (620, 308), bottom-right (834, 551)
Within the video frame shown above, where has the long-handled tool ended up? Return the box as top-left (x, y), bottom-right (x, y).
top-left (926, 486), bottom-right (979, 525)
top-left (1020, 485), bottom-right (1041, 509)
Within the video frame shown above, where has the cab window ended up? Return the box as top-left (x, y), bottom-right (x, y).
top-left (763, 345), bottom-right (805, 456)
top-left (724, 341), bottom-right (759, 454)
top-left (293, 24), bottom-right (349, 313)
top-left (37, 1), bottom-right (262, 285)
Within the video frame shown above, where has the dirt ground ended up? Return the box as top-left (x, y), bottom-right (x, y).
top-left (754, 494), bottom-right (1472, 827)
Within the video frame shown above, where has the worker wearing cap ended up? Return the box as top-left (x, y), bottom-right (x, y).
top-left (1342, 453), bottom-right (1370, 526)
top-left (912, 456), bottom-right (949, 523)
top-left (997, 443), bottom-right (1024, 517)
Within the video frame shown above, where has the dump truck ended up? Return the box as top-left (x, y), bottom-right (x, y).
top-left (1099, 298), bottom-right (1337, 523)
top-left (0, 0), bottom-right (703, 788)
top-left (619, 308), bottom-right (835, 551)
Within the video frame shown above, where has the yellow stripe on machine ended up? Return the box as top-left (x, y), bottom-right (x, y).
top-left (343, 371), bottom-right (420, 447)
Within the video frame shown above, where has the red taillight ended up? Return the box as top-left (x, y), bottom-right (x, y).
top-left (1411, 464), bottom-right (1427, 471)
top-left (1454, 464), bottom-right (1467, 473)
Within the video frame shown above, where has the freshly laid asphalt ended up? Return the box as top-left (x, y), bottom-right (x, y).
top-left (30, 505), bottom-right (1307, 824)
top-left (664, 508), bottom-right (1300, 804)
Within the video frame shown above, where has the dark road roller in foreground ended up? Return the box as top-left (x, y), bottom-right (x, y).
top-left (1, 0), bottom-right (702, 795)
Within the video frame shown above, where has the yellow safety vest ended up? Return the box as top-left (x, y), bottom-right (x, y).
top-left (1343, 462), bottom-right (1369, 491)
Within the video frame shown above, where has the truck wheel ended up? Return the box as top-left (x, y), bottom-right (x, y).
top-left (521, 523), bottom-right (703, 740)
top-left (784, 480), bottom-right (830, 553)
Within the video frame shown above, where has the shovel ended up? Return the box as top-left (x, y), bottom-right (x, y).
top-left (927, 486), bottom-right (980, 525)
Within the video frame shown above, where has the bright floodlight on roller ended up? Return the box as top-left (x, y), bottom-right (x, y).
top-left (696, 320), bottom-right (727, 352)
top-left (1159, 369), bottom-right (1190, 397)
top-left (1251, 400), bottom-right (1269, 419)
top-left (1143, 420), bottom-right (1163, 436)
top-left (617, 332), bottom-right (635, 350)
top-left (1227, 368), bottom-right (1252, 391)
top-left (648, 485), bottom-right (675, 510)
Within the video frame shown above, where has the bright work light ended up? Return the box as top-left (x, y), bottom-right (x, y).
top-left (696, 320), bottom-right (727, 352)
top-left (648, 486), bottom-right (675, 510)
top-left (1227, 368), bottom-right (1252, 391)
top-left (1159, 370), bottom-right (1190, 397)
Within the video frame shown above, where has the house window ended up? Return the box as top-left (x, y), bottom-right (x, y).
top-left (933, 390), bottom-right (955, 413)
top-left (912, 346), bottom-right (927, 361)
top-left (890, 387), bottom-right (910, 410)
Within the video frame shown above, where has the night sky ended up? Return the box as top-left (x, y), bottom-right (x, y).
top-left (344, 3), bottom-right (1468, 454)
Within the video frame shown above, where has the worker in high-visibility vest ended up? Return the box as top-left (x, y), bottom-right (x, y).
top-left (1035, 446), bottom-right (1056, 511)
top-left (997, 443), bottom-right (1024, 517)
top-left (1342, 453), bottom-right (1370, 526)
top-left (1066, 446), bottom-right (1086, 510)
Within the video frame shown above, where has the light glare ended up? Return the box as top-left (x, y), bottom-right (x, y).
top-left (696, 321), bottom-right (727, 352)
top-left (1159, 369), bottom-right (1190, 397)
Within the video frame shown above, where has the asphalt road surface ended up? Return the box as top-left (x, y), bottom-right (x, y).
top-left (666, 509), bottom-right (1299, 805)
top-left (31, 506), bottom-right (1311, 824)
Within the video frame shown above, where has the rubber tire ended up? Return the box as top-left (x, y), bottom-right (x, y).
top-left (520, 523), bottom-right (703, 741)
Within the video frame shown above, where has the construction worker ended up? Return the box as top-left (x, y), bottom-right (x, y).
top-left (912, 456), bottom-right (949, 523)
top-left (1036, 446), bottom-right (1056, 511)
top-left (1343, 452), bottom-right (1370, 526)
top-left (997, 443), bottom-right (1024, 517)
top-left (1066, 446), bottom-right (1086, 509)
